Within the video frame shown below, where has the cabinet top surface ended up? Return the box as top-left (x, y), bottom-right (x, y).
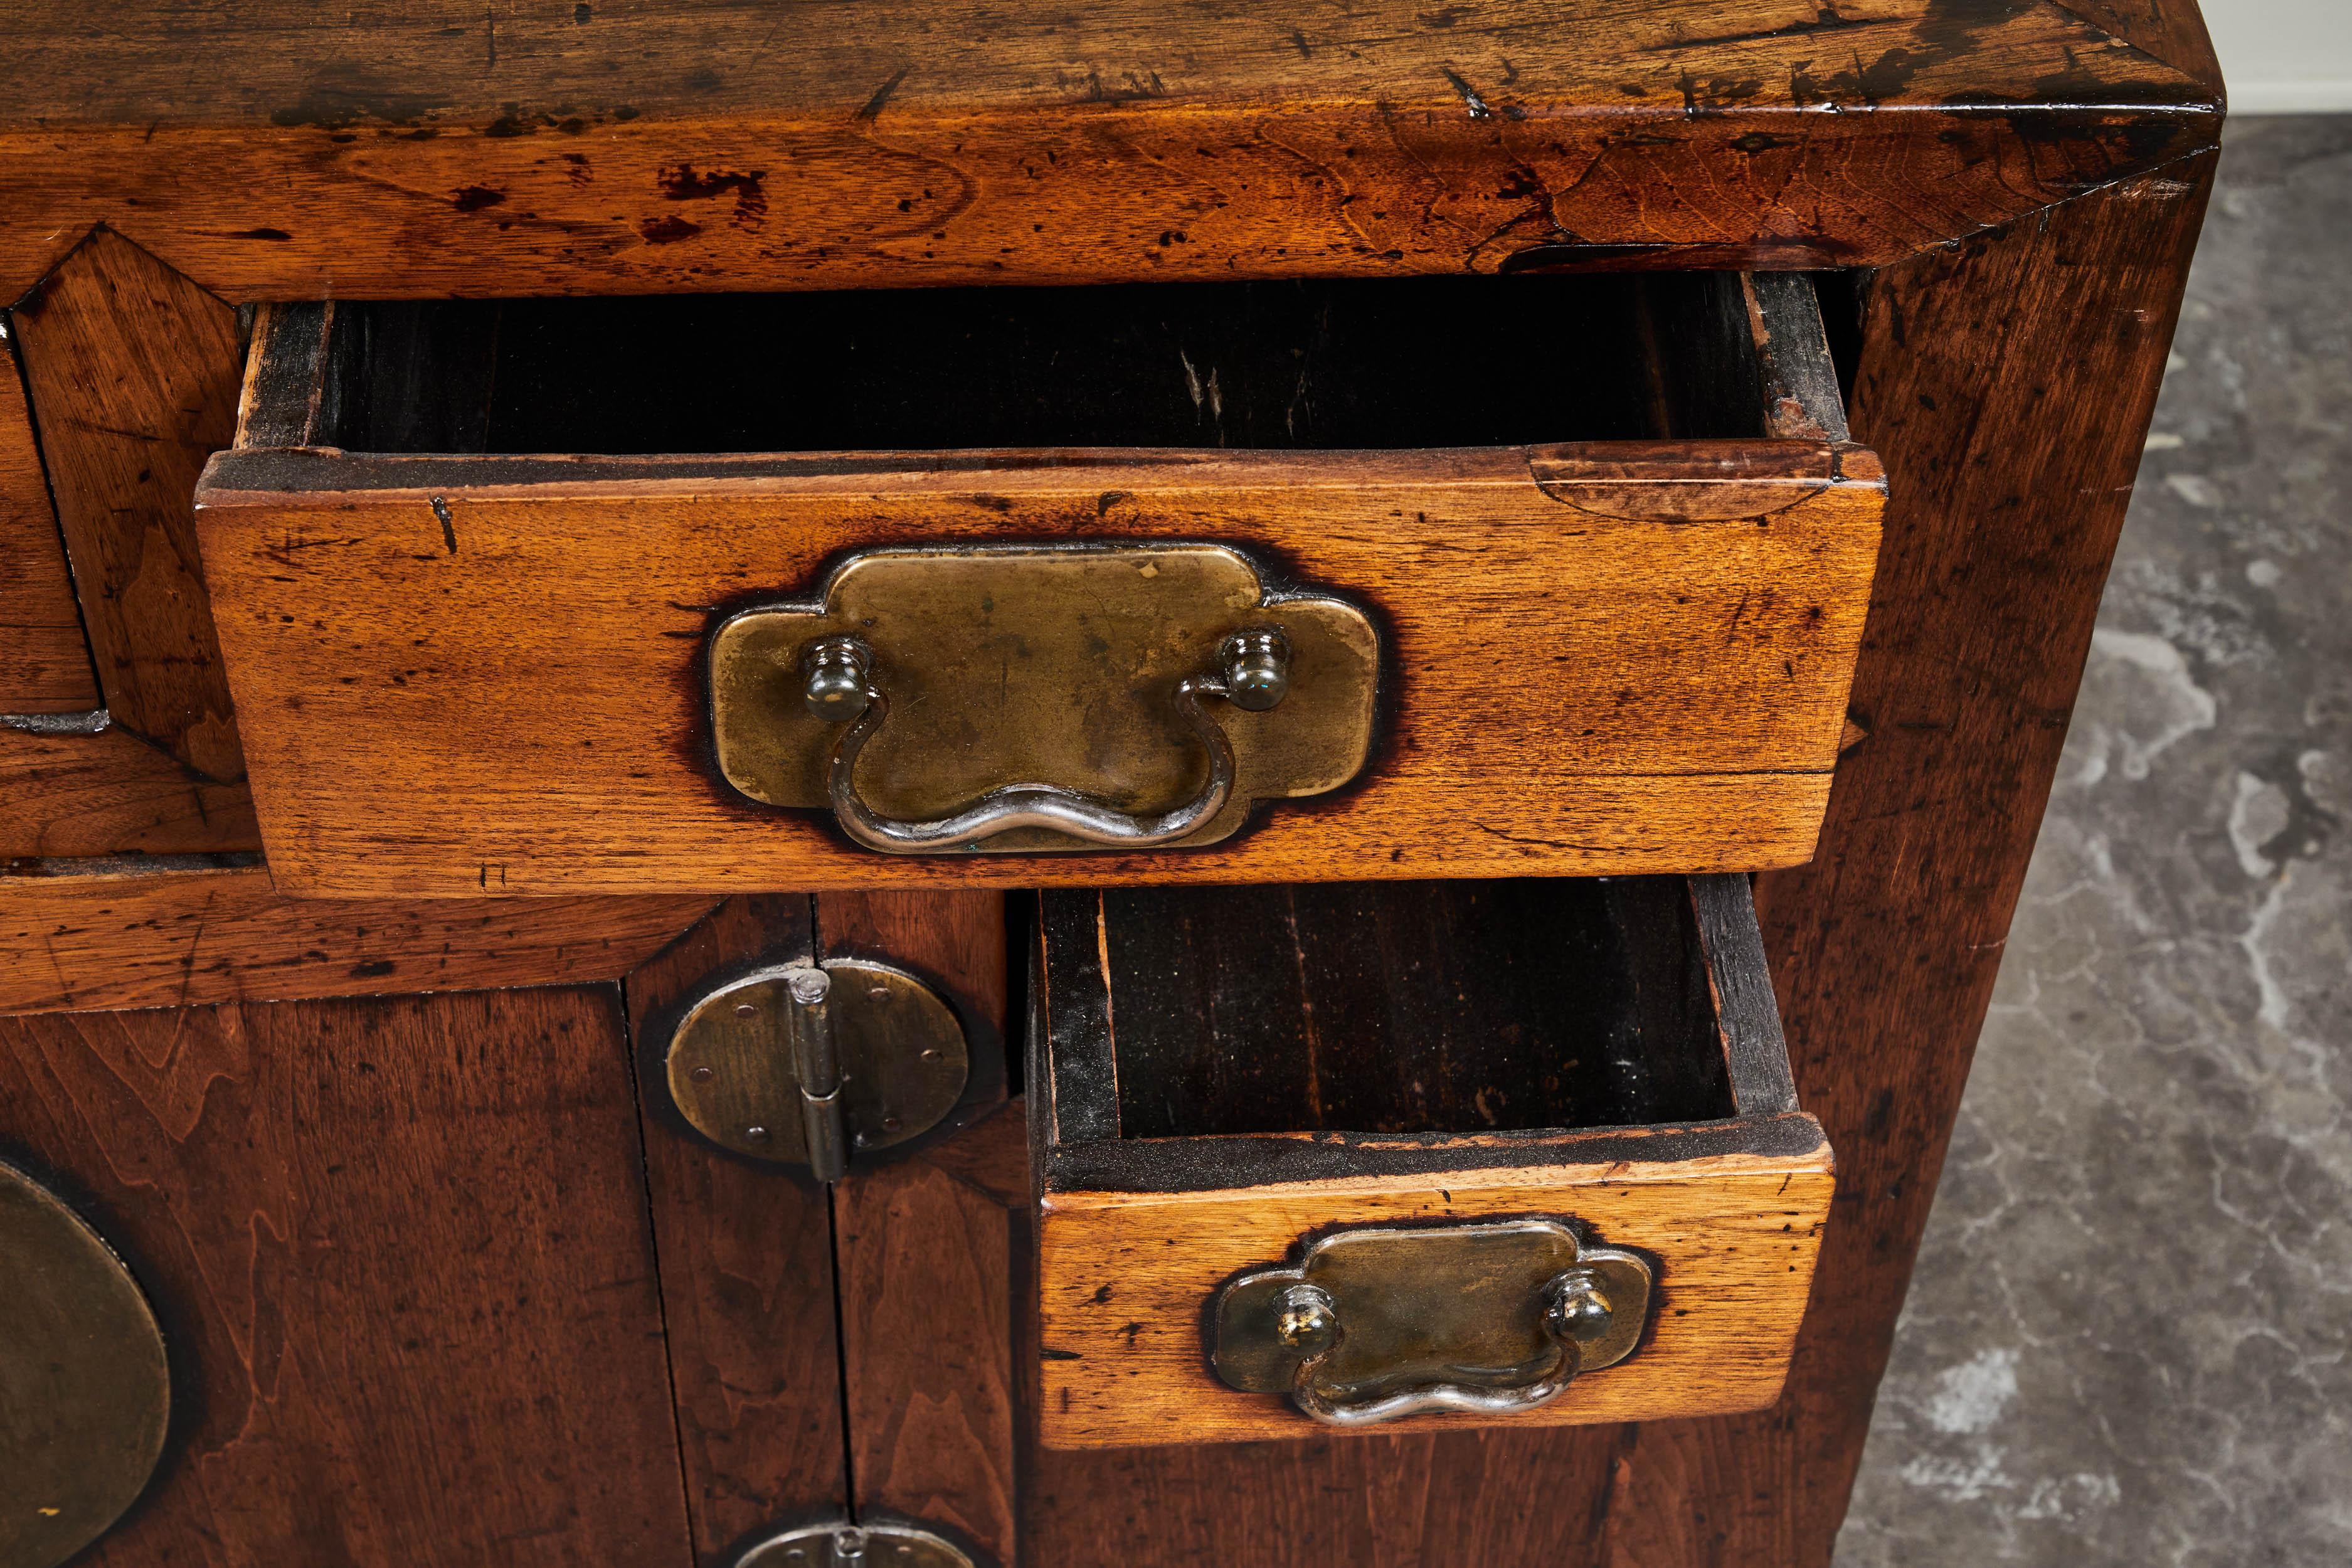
top-left (0, 1), bottom-right (2220, 298)
top-left (3, 1), bottom-right (2215, 130)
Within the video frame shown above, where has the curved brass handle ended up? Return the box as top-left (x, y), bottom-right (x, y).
top-left (798, 630), bottom-right (1289, 854)
top-left (1274, 1269), bottom-right (1615, 1428)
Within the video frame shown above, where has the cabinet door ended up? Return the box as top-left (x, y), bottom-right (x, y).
top-left (0, 985), bottom-right (726, 1567)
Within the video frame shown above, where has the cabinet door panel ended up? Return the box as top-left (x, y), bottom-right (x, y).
top-left (0, 987), bottom-right (694, 1567)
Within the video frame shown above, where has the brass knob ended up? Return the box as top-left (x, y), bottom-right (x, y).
top-left (1218, 627), bottom-right (1291, 712)
top-left (800, 636), bottom-right (873, 722)
top-left (1545, 1269), bottom-right (1615, 1343)
top-left (1274, 1283), bottom-right (1339, 1354)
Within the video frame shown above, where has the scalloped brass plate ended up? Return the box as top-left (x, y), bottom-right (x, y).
top-left (708, 543), bottom-right (1378, 853)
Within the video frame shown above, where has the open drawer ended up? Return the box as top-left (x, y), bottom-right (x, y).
top-left (195, 274), bottom-right (1882, 896)
top-left (1030, 872), bottom-right (1830, 1448)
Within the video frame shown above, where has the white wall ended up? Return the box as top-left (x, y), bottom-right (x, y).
top-left (2201, 0), bottom-right (2352, 112)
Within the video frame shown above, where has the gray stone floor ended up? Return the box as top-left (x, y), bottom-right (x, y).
top-left (1836, 117), bottom-right (2352, 1567)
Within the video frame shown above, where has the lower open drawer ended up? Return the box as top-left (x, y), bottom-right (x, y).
top-left (1029, 873), bottom-right (1831, 1448)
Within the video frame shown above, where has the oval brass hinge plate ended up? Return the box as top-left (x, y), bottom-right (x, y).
top-left (708, 543), bottom-right (1378, 852)
top-left (1, 1160), bottom-right (170, 1568)
top-left (736, 1516), bottom-right (982, 1568)
top-left (667, 958), bottom-right (969, 1177)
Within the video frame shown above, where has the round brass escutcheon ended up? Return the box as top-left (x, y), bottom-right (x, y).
top-left (0, 1161), bottom-right (169, 1568)
top-left (667, 958), bottom-right (969, 1167)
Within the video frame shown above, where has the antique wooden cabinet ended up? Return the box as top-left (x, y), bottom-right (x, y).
top-left (0, 3), bottom-right (2220, 1565)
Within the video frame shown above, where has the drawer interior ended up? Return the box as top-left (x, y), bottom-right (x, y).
top-left (1096, 877), bottom-right (1736, 1142)
top-left (1034, 872), bottom-right (1804, 1188)
top-left (248, 272), bottom-right (1848, 456)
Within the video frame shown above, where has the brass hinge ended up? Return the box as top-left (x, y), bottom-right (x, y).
top-left (665, 960), bottom-right (969, 1182)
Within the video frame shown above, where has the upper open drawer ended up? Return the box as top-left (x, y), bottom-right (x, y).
top-left (195, 273), bottom-right (1881, 896)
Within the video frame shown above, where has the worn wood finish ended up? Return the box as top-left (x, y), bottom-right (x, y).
top-left (0, 862), bottom-right (712, 1015)
top-left (11, 229), bottom-right (246, 782)
top-left (1040, 1147), bottom-right (1831, 1447)
top-left (834, 1105), bottom-right (1028, 1566)
top-left (1705, 154), bottom-right (2226, 1567)
top-left (0, 987), bottom-right (696, 1565)
top-left (1031, 874), bottom-right (1830, 1448)
top-left (0, 323), bottom-right (97, 712)
top-left (1089, 878), bottom-right (1733, 1140)
top-left (818, 889), bottom-right (1019, 1559)
top-left (0, 724), bottom-right (260, 860)
top-left (0, 3), bottom-right (2212, 299)
top-left (622, 896), bottom-right (850, 1559)
top-left (194, 446), bottom-right (1881, 895)
top-left (2061, 0), bottom-right (2226, 88)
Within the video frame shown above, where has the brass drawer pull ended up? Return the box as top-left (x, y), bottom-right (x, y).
top-left (1213, 1221), bottom-right (1654, 1428)
top-left (801, 628), bottom-right (1287, 854)
top-left (704, 544), bottom-right (1378, 858)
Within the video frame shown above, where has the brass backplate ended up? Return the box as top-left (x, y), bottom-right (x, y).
top-left (0, 1161), bottom-right (169, 1568)
top-left (709, 544), bottom-right (1378, 852)
top-left (667, 958), bottom-right (969, 1164)
top-left (1213, 1221), bottom-right (1653, 1403)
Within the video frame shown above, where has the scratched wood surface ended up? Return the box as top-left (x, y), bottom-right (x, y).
top-left (622, 896), bottom-right (851, 1559)
top-left (0, 323), bottom-right (96, 712)
top-left (0, 726), bottom-right (260, 861)
top-left (11, 230), bottom-right (247, 783)
top-left (0, 2), bottom-right (2215, 299)
top-left (0, 987), bottom-right (696, 1565)
top-left (0, 862), bottom-right (713, 1015)
top-left (1722, 152), bottom-right (2225, 1566)
top-left (194, 446), bottom-right (1881, 895)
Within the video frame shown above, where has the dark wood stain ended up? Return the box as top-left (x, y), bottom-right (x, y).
top-left (0, 988), bottom-right (696, 1565)
top-left (1085, 877), bottom-right (1734, 1140)
top-left (622, 895), bottom-right (850, 1557)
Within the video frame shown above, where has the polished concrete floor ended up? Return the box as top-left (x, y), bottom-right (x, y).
top-left (1837, 117), bottom-right (2352, 1567)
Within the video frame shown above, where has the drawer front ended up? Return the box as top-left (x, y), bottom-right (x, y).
top-left (1037, 1143), bottom-right (1834, 1446)
top-left (193, 274), bottom-right (1880, 897)
top-left (1029, 874), bottom-right (1833, 1448)
top-left (194, 447), bottom-right (1878, 896)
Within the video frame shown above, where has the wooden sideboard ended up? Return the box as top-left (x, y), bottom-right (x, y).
top-left (0, 4), bottom-right (2221, 1565)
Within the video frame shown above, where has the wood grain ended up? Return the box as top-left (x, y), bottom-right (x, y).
top-left (817, 891), bottom-right (1010, 1051)
top-left (1648, 154), bottom-right (2225, 1565)
top-left (0, 862), bottom-right (712, 1015)
top-left (0, 1), bottom-right (2213, 299)
top-left (861, 1098), bottom-right (1657, 1565)
top-left (0, 724), bottom-right (260, 859)
top-left (819, 889), bottom-right (1017, 1559)
top-left (622, 895), bottom-right (851, 1558)
top-left (0, 321), bottom-right (97, 711)
top-left (1039, 1144), bottom-right (1833, 1448)
top-left (194, 446), bottom-right (1882, 894)
top-left (834, 1106), bottom-right (1027, 1565)
top-left (11, 230), bottom-right (246, 781)
top-left (1030, 870), bottom-right (1831, 1449)
top-left (0, 987), bottom-right (696, 1565)
top-left (2054, 0), bottom-right (2225, 90)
